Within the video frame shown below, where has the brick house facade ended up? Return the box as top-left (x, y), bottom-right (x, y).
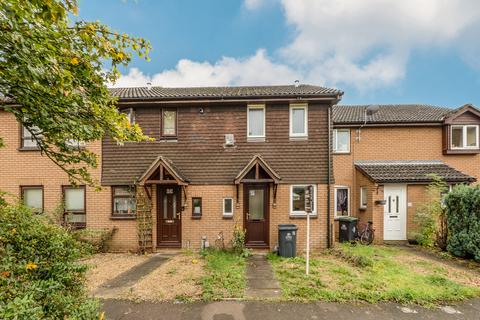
top-left (1, 87), bottom-right (479, 251)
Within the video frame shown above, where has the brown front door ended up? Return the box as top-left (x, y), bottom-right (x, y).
top-left (244, 184), bottom-right (269, 247)
top-left (157, 186), bottom-right (181, 247)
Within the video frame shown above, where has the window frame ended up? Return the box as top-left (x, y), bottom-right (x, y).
top-left (62, 185), bottom-right (86, 228)
top-left (289, 184), bottom-right (317, 216)
top-left (222, 197), bottom-right (234, 217)
top-left (192, 197), bottom-right (202, 218)
top-left (121, 107), bottom-right (135, 124)
top-left (20, 124), bottom-right (41, 150)
top-left (334, 186), bottom-right (350, 217)
top-left (333, 128), bottom-right (351, 154)
top-left (289, 103), bottom-right (308, 138)
top-left (20, 185), bottom-right (44, 213)
top-left (161, 107), bottom-right (178, 138)
top-left (247, 104), bottom-right (266, 139)
top-left (360, 186), bottom-right (368, 210)
top-left (450, 125), bottom-right (479, 150)
top-left (111, 186), bottom-right (136, 218)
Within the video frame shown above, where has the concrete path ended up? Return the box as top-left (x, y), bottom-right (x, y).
top-left (102, 299), bottom-right (480, 320)
top-left (245, 255), bottom-right (281, 299)
top-left (95, 254), bottom-right (171, 298)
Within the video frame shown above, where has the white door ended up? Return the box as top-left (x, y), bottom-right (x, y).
top-left (383, 184), bottom-right (407, 240)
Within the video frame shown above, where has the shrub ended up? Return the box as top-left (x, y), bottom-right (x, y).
top-left (72, 227), bottom-right (118, 253)
top-left (231, 224), bottom-right (251, 257)
top-left (411, 175), bottom-right (449, 249)
top-left (0, 204), bottom-right (100, 319)
top-left (444, 185), bottom-right (480, 262)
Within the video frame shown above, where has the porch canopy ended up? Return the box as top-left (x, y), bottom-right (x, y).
top-left (137, 155), bottom-right (189, 186)
top-left (234, 154), bottom-right (281, 184)
top-left (355, 160), bottom-right (476, 184)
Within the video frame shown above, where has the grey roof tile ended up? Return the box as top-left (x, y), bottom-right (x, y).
top-left (109, 84), bottom-right (342, 100)
top-left (333, 104), bottom-right (453, 124)
top-left (355, 160), bottom-right (475, 183)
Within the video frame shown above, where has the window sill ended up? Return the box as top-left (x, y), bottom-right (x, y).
top-left (289, 214), bottom-right (318, 219)
top-left (222, 215), bottom-right (234, 220)
top-left (191, 215), bottom-right (202, 220)
top-left (444, 148), bottom-right (480, 155)
top-left (333, 151), bottom-right (350, 155)
top-left (247, 137), bottom-right (265, 142)
top-left (289, 136), bottom-right (308, 141)
top-left (110, 215), bottom-right (136, 220)
top-left (18, 147), bottom-right (41, 151)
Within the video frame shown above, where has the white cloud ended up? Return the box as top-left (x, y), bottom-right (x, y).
top-left (114, 0), bottom-right (480, 91)
top-left (111, 49), bottom-right (300, 88)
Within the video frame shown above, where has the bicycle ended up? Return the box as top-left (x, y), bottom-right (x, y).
top-left (353, 221), bottom-right (375, 245)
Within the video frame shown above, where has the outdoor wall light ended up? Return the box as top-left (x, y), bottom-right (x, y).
top-left (199, 107), bottom-right (204, 114)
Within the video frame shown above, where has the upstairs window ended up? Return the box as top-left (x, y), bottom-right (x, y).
top-left (162, 108), bottom-right (177, 137)
top-left (451, 125), bottom-right (478, 149)
top-left (290, 103), bottom-right (308, 137)
top-left (112, 186), bottom-right (136, 217)
top-left (247, 104), bottom-right (265, 139)
top-left (21, 124), bottom-right (41, 149)
top-left (21, 186), bottom-right (43, 213)
top-left (63, 186), bottom-right (86, 228)
top-left (122, 108), bottom-right (135, 124)
top-left (333, 129), bottom-right (350, 153)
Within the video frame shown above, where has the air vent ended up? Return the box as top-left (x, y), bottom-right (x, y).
top-left (225, 134), bottom-right (235, 146)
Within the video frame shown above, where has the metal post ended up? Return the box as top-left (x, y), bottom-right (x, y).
top-left (305, 185), bottom-right (313, 275)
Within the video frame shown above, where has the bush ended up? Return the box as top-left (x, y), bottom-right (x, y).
top-left (0, 204), bottom-right (100, 319)
top-left (72, 227), bottom-right (118, 253)
top-left (444, 185), bottom-right (480, 262)
top-left (231, 224), bottom-right (251, 258)
top-left (411, 175), bottom-right (449, 249)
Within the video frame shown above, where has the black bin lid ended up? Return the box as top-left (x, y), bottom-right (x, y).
top-left (335, 216), bottom-right (358, 222)
top-left (278, 224), bottom-right (298, 230)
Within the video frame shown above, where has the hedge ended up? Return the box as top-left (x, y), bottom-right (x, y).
top-left (444, 184), bottom-right (480, 262)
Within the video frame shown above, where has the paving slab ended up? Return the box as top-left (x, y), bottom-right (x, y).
top-left (245, 255), bottom-right (281, 299)
top-left (95, 254), bottom-right (171, 298)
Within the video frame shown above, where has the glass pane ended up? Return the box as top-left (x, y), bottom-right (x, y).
top-left (163, 195), bottom-right (168, 219)
top-left (173, 194), bottom-right (177, 216)
top-left (336, 130), bottom-right (349, 152)
top-left (113, 198), bottom-right (136, 214)
top-left (65, 188), bottom-right (84, 211)
top-left (452, 127), bottom-right (463, 148)
top-left (114, 186), bottom-right (134, 197)
top-left (163, 110), bottom-right (176, 135)
top-left (292, 108), bottom-right (306, 134)
top-left (248, 189), bottom-right (264, 220)
top-left (193, 198), bottom-right (201, 215)
top-left (224, 198), bottom-right (233, 214)
top-left (361, 188), bottom-right (367, 207)
top-left (66, 213), bottom-right (86, 223)
top-left (292, 186), bottom-right (306, 212)
top-left (467, 126), bottom-right (477, 147)
top-left (22, 125), bottom-right (41, 147)
top-left (336, 188), bottom-right (348, 216)
top-left (248, 108), bottom-right (264, 136)
top-left (24, 188), bottom-right (42, 210)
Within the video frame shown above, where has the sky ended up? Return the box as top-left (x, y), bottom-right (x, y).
top-left (78, 0), bottom-right (480, 107)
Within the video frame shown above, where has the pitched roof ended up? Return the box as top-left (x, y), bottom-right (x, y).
top-left (234, 154), bottom-right (281, 184)
top-left (109, 84), bottom-right (342, 101)
top-left (355, 160), bottom-right (475, 184)
top-left (333, 104), bottom-right (452, 125)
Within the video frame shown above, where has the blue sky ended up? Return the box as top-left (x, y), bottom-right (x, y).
top-left (78, 0), bottom-right (480, 107)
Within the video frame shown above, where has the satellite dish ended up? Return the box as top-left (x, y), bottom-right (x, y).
top-left (366, 104), bottom-right (380, 116)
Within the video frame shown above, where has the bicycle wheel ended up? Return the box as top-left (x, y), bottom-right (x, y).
top-left (360, 230), bottom-right (374, 245)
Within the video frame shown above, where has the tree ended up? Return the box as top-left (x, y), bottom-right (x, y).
top-left (0, 0), bottom-right (151, 186)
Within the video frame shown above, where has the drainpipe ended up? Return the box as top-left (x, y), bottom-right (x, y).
top-left (327, 105), bottom-right (332, 248)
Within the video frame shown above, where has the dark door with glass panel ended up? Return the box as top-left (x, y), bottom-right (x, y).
top-left (244, 184), bottom-right (269, 247)
top-left (157, 186), bottom-right (181, 247)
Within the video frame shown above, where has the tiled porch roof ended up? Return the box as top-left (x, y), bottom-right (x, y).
top-left (355, 160), bottom-right (475, 184)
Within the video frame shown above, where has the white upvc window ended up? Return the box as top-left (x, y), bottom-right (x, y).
top-left (333, 129), bottom-right (350, 153)
top-left (289, 103), bottom-right (308, 137)
top-left (334, 186), bottom-right (350, 217)
top-left (247, 104), bottom-right (265, 139)
top-left (290, 184), bottom-right (317, 216)
top-left (360, 187), bottom-right (368, 209)
top-left (223, 198), bottom-right (234, 217)
top-left (451, 125), bottom-right (479, 149)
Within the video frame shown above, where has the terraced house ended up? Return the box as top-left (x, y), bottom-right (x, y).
top-left (1, 84), bottom-right (479, 251)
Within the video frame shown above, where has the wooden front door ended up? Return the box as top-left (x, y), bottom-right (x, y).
top-left (244, 184), bottom-right (269, 247)
top-left (157, 186), bottom-right (182, 247)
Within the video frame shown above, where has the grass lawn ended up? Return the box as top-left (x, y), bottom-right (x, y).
top-left (268, 244), bottom-right (480, 306)
top-left (200, 249), bottom-right (247, 300)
